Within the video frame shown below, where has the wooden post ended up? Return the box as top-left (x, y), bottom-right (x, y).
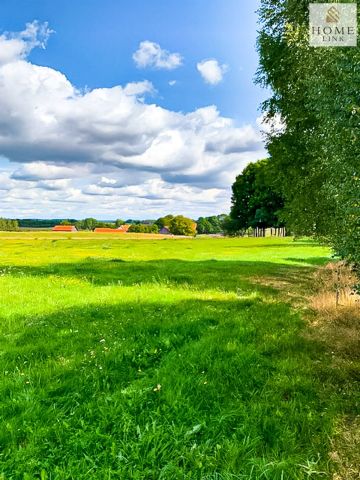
top-left (336, 265), bottom-right (341, 308)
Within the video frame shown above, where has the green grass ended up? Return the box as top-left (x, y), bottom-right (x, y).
top-left (0, 234), bottom-right (355, 479)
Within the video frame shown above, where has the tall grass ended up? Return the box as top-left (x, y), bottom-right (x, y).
top-left (0, 235), bottom-right (357, 479)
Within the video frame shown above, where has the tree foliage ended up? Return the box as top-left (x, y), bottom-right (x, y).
top-left (196, 215), bottom-right (227, 234)
top-left (229, 159), bottom-right (285, 233)
top-left (155, 215), bottom-right (174, 229)
top-left (169, 216), bottom-right (196, 236)
top-left (128, 224), bottom-right (159, 233)
top-left (75, 218), bottom-right (98, 230)
top-left (75, 218), bottom-right (117, 230)
top-left (257, 0), bottom-right (360, 274)
top-left (0, 218), bottom-right (19, 231)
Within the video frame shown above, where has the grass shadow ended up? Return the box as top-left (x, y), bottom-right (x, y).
top-left (0, 294), bottom-right (348, 479)
top-left (0, 258), bottom-right (321, 299)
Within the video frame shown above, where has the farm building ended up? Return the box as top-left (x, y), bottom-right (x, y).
top-left (159, 226), bottom-right (171, 235)
top-left (52, 225), bottom-right (77, 232)
top-left (117, 224), bottom-right (130, 232)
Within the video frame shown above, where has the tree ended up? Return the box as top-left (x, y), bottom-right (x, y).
top-left (115, 219), bottom-right (125, 227)
top-left (128, 224), bottom-right (159, 233)
top-left (229, 159), bottom-right (285, 233)
top-left (155, 215), bottom-right (174, 229)
top-left (75, 218), bottom-right (98, 230)
top-left (0, 218), bottom-right (19, 231)
top-left (222, 216), bottom-right (242, 236)
top-left (60, 220), bottom-right (72, 225)
top-left (169, 216), bottom-right (196, 236)
top-left (257, 0), bottom-right (360, 276)
top-left (197, 218), bottom-right (214, 234)
top-left (196, 215), bottom-right (226, 234)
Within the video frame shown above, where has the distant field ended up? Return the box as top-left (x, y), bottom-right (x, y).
top-left (0, 234), bottom-right (356, 479)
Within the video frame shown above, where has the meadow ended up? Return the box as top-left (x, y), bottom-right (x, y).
top-left (0, 233), bottom-right (358, 479)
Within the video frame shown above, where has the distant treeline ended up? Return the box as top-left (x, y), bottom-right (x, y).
top-left (10, 215), bottom-right (231, 235)
top-left (18, 219), bottom-right (77, 228)
top-left (64, 215), bottom-right (223, 236)
top-left (0, 218), bottom-right (19, 231)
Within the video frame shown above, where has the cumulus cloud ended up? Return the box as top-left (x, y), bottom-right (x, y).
top-left (0, 23), bottom-right (266, 218)
top-left (123, 80), bottom-right (155, 96)
top-left (133, 41), bottom-right (183, 70)
top-left (197, 59), bottom-right (228, 85)
top-left (0, 20), bottom-right (53, 65)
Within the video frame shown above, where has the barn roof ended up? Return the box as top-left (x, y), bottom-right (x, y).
top-left (52, 225), bottom-right (77, 232)
top-left (94, 227), bottom-right (128, 233)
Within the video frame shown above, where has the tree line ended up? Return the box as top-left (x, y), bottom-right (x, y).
top-left (256, 0), bottom-right (360, 279)
top-left (71, 215), bottom-right (198, 236)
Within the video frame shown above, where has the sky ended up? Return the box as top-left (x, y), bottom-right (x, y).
top-left (0, 0), bottom-right (268, 220)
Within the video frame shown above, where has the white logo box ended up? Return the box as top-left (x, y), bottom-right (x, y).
top-left (309, 3), bottom-right (357, 47)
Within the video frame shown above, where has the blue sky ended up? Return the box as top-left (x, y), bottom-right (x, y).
top-left (0, 0), bottom-right (267, 219)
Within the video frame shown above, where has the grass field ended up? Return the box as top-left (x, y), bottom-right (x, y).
top-left (0, 234), bottom-right (358, 479)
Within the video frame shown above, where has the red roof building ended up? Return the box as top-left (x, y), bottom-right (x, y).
top-left (52, 225), bottom-right (77, 232)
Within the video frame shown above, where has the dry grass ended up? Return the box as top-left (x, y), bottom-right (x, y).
top-left (330, 416), bottom-right (360, 480)
top-left (309, 262), bottom-right (360, 357)
top-left (310, 262), bottom-right (360, 318)
top-left (308, 262), bottom-right (360, 480)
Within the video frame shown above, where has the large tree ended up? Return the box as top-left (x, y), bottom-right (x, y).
top-left (257, 0), bottom-right (360, 272)
top-left (229, 159), bottom-right (285, 232)
top-left (169, 216), bottom-right (196, 236)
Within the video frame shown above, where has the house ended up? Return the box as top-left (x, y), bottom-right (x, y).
top-left (52, 225), bottom-right (77, 232)
top-left (117, 224), bottom-right (130, 232)
top-left (159, 226), bottom-right (171, 235)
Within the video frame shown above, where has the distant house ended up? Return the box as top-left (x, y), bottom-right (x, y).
top-left (52, 225), bottom-right (77, 232)
top-left (159, 226), bottom-right (171, 235)
top-left (117, 224), bottom-right (130, 232)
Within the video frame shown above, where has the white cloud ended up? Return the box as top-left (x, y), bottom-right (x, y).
top-left (256, 113), bottom-right (286, 137)
top-left (0, 20), bottom-right (53, 66)
top-left (0, 23), bottom-right (266, 219)
top-left (197, 59), bottom-right (228, 85)
top-left (37, 179), bottom-right (71, 191)
top-left (169, 80), bottom-right (177, 86)
top-left (133, 41), bottom-right (183, 70)
top-left (123, 80), bottom-right (155, 96)
top-left (11, 163), bottom-right (80, 181)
